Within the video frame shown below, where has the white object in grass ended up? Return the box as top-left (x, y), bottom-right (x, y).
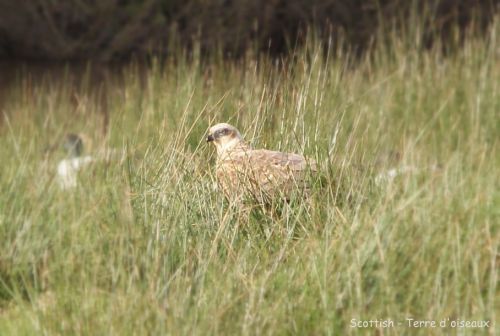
top-left (57, 155), bottom-right (94, 189)
top-left (375, 166), bottom-right (417, 185)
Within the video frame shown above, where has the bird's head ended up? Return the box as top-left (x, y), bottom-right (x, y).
top-left (63, 133), bottom-right (84, 158)
top-left (206, 123), bottom-right (244, 155)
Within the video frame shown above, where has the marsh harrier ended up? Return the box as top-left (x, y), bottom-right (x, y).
top-left (207, 123), bottom-right (317, 204)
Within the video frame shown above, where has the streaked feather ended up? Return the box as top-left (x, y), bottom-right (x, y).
top-left (216, 147), bottom-right (316, 203)
top-left (207, 123), bottom-right (316, 204)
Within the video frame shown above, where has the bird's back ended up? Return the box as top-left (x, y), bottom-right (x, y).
top-left (216, 147), bottom-right (317, 203)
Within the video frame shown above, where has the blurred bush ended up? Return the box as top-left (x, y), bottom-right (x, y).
top-left (0, 0), bottom-right (497, 61)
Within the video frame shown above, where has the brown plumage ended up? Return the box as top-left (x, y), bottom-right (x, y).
top-left (207, 123), bottom-right (317, 204)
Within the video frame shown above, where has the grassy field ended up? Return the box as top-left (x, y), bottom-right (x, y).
top-left (0, 22), bottom-right (498, 335)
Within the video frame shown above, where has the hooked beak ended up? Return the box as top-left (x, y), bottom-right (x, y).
top-left (206, 134), bottom-right (214, 142)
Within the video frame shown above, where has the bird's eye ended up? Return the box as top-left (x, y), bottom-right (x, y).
top-left (216, 129), bottom-right (230, 137)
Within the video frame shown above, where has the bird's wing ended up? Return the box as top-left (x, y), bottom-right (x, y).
top-left (217, 149), bottom-right (316, 201)
top-left (246, 149), bottom-right (317, 171)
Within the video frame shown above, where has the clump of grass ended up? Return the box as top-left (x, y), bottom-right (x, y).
top-left (0, 19), bottom-right (498, 335)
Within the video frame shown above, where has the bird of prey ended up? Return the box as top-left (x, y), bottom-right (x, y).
top-left (206, 123), bottom-right (317, 204)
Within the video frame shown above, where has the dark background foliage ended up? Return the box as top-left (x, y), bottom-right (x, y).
top-left (0, 0), bottom-right (497, 61)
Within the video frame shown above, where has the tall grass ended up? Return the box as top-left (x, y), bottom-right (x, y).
top-left (0, 21), bottom-right (498, 335)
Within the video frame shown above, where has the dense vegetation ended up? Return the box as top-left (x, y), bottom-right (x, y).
top-left (0, 0), bottom-right (496, 60)
top-left (0, 13), bottom-right (498, 336)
